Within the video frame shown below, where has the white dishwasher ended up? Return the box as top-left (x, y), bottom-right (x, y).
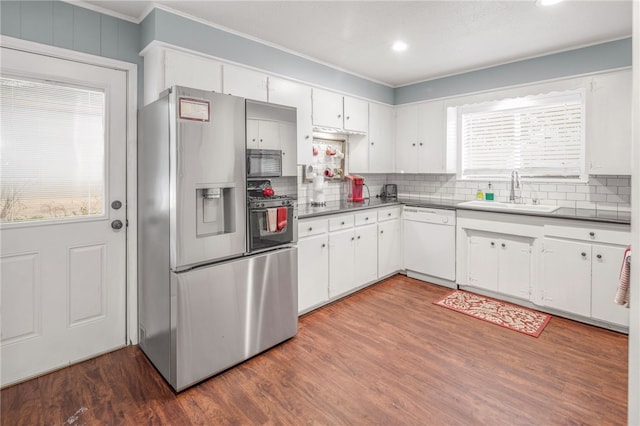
top-left (403, 206), bottom-right (456, 287)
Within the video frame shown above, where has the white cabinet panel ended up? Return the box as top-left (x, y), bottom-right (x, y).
top-left (312, 89), bottom-right (344, 129)
top-left (466, 233), bottom-right (499, 292)
top-left (591, 244), bottom-right (629, 327)
top-left (246, 119), bottom-right (280, 150)
top-left (395, 101), bottom-right (445, 173)
top-left (368, 103), bottom-right (395, 173)
top-left (297, 234), bottom-right (329, 313)
top-left (587, 69), bottom-right (632, 175)
top-left (279, 122), bottom-right (297, 176)
top-left (329, 228), bottom-right (356, 297)
top-left (541, 238), bottom-right (591, 317)
top-left (378, 219), bottom-right (402, 277)
top-left (497, 236), bottom-right (532, 300)
top-left (354, 224), bottom-right (378, 285)
top-left (222, 64), bottom-right (268, 101)
top-left (164, 49), bottom-right (222, 94)
top-left (268, 77), bottom-right (313, 165)
top-left (343, 96), bottom-right (368, 133)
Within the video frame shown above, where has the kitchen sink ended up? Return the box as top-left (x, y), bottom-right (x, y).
top-left (458, 200), bottom-right (560, 213)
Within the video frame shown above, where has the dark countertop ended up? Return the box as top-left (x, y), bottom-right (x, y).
top-left (298, 195), bottom-right (631, 225)
top-left (298, 198), bottom-right (402, 218)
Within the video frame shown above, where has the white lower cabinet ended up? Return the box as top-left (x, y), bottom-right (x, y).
top-left (329, 228), bottom-right (356, 297)
top-left (297, 234), bottom-right (329, 312)
top-left (297, 206), bottom-right (400, 314)
top-left (378, 208), bottom-right (402, 277)
top-left (541, 224), bottom-right (630, 326)
top-left (541, 238), bottom-right (592, 317)
top-left (465, 231), bottom-right (532, 299)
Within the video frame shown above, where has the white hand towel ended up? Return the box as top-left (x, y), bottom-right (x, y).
top-left (266, 208), bottom-right (277, 232)
top-left (614, 247), bottom-right (631, 306)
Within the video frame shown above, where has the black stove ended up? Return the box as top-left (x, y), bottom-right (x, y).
top-left (247, 179), bottom-right (295, 208)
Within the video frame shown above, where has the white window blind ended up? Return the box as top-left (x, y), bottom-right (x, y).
top-left (459, 89), bottom-right (585, 180)
top-left (0, 77), bottom-right (106, 223)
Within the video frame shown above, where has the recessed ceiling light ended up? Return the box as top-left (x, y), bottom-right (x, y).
top-left (537, 0), bottom-right (564, 6)
top-left (392, 41), bottom-right (408, 52)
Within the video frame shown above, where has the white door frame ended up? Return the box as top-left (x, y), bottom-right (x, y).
top-left (0, 35), bottom-right (139, 345)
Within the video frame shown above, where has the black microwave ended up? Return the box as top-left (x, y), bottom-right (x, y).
top-left (247, 149), bottom-right (282, 178)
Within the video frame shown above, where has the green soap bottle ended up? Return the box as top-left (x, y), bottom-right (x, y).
top-left (485, 182), bottom-right (494, 201)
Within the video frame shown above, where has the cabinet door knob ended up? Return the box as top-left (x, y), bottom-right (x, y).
top-left (412, 143), bottom-right (416, 147)
top-left (321, 243), bottom-right (326, 248)
top-left (388, 213), bottom-right (391, 216)
top-left (419, 142), bottom-right (423, 146)
top-left (371, 142), bottom-right (374, 146)
top-left (380, 230), bottom-right (384, 234)
top-left (351, 236), bottom-right (355, 241)
top-left (341, 221), bottom-right (345, 225)
top-left (581, 252), bottom-right (587, 257)
top-left (365, 217), bottom-right (369, 221)
top-left (305, 135), bottom-right (310, 140)
top-left (357, 235), bottom-right (361, 239)
top-left (596, 254), bottom-right (602, 259)
top-left (501, 243), bottom-right (506, 248)
top-left (589, 232), bottom-right (595, 237)
top-left (338, 114), bottom-right (342, 119)
top-left (490, 242), bottom-right (495, 246)
top-left (308, 227), bottom-right (313, 231)
top-left (346, 116), bottom-right (350, 120)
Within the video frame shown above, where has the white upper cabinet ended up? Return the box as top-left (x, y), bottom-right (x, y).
top-left (312, 89), bottom-right (344, 129)
top-left (368, 103), bottom-right (395, 173)
top-left (395, 100), bottom-right (446, 173)
top-left (268, 77), bottom-right (314, 166)
top-left (222, 64), bottom-right (268, 101)
top-left (142, 45), bottom-right (222, 105)
top-left (343, 96), bottom-right (368, 132)
top-left (587, 68), bottom-right (632, 175)
top-left (312, 88), bottom-right (368, 133)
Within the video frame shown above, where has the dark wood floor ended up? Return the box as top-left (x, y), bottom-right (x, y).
top-left (2, 275), bottom-right (628, 425)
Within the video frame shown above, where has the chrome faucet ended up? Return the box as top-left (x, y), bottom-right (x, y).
top-left (509, 170), bottom-right (520, 202)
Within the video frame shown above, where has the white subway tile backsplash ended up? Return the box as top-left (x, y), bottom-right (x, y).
top-left (295, 171), bottom-right (631, 212)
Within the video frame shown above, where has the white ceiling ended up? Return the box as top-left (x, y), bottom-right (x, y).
top-left (78, 0), bottom-right (633, 87)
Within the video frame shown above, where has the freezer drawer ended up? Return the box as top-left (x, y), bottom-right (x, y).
top-left (169, 247), bottom-right (297, 391)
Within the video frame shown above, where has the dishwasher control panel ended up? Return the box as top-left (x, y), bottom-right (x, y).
top-left (403, 206), bottom-right (456, 225)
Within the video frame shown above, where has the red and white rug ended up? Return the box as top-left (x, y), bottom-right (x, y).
top-left (434, 290), bottom-right (551, 337)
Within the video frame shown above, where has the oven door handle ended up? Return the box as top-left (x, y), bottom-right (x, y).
top-left (250, 207), bottom-right (292, 213)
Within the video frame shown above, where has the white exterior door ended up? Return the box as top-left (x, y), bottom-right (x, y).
top-left (0, 47), bottom-right (127, 386)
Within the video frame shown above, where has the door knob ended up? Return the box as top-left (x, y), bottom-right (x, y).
top-left (111, 220), bottom-right (123, 230)
top-left (111, 200), bottom-right (122, 210)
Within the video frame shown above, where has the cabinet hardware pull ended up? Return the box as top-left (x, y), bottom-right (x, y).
top-left (581, 252), bottom-right (587, 257)
top-left (501, 243), bottom-right (506, 248)
top-left (341, 221), bottom-right (345, 225)
top-left (388, 213), bottom-right (391, 216)
top-left (338, 114), bottom-right (342, 118)
top-left (357, 236), bottom-right (361, 239)
top-left (412, 143), bottom-right (416, 147)
top-left (308, 227), bottom-right (313, 231)
top-left (490, 242), bottom-right (495, 246)
top-left (589, 232), bottom-right (595, 237)
top-left (351, 237), bottom-right (355, 241)
top-left (321, 243), bottom-right (326, 248)
top-left (346, 116), bottom-right (350, 120)
top-left (371, 142), bottom-right (374, 146)
top-left (596, 254), bottom-right (602, 259)
top-left (305, 135), bottom-right (310, 140)
top-left (419, 142), bottom-right (423, 146)
top-left (380, 230), bottom-right (384, 234)
top-left (365, 217), bottom-right (369, 220)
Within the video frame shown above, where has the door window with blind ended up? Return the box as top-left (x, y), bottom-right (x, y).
top-left (0, 77), bottom-right (106, 223)
top-left (455, 89), bottom-right (586, 181)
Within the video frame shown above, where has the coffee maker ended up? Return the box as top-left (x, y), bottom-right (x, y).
top-left (345, 174), bottom-right (365, 202)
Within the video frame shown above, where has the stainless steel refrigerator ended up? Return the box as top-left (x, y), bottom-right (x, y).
top-left (138, 86), bottom-right (297, 391)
